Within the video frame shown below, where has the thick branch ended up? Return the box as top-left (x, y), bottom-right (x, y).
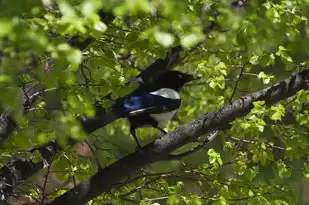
top-left (0, 0), bottom-right (249, 201)
top-left (136, 46), bottom-right (183, 84)
top-left (166, 142), bottom-right (207, 161)
top-left (0, 109), bottom-right (15, 147)
top-left (166, 131), bottom-right (219, 160)
top-left (0, 10), bottom-right (115, 202)
top-left (0, 42), bottom-right (185, 203)
top-left (48, 69), bottom-right (309, 205)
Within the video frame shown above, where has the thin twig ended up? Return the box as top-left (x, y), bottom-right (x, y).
top-left (145, 196), bottom-right (169, 202)
top-left (84, 140), bottom-right (101, 169)
top-left (63, 153), bottom-right (77, 188)
top-left (283, 96), bottom-right (297, 107)
top-left (229, 65), bottom-right (244, 103)
top-left (80, 65), bottom-right (90, 88)
top-left (120, 177), bottom-right (161, 198)
top-left (40, 158), bottom-right (53, 205)
top-left (166, 131), bottom-right (219, 160)
top-left (116, 171), bottom-right (176, 187)
top-left (229, 136), bottom-right (285, 150)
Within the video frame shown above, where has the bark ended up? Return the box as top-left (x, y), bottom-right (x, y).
top-left (0, 43), bottom-right (184, 203)
top-left (0, 10), bottom-right (115, 202)
top-left (0, 0), bottom-right (248, 201)
top-left (49, 69), bottom-right (309, 205)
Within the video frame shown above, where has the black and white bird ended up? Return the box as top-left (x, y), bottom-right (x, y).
top-left (83, 70), bottom-right (196, 148)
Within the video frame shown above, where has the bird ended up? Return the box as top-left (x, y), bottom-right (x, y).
top-left (82, 70), bottom-right (197, 148)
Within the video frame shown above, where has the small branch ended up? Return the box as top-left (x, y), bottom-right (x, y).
top-left (166, 131), bottom-right (219, 160)
top-left (229, 136), bottom-right (285, 151)
top-left (48, 68), bottom-right (309, 205)
top-left (40, 160), bottom-right (53, 205)
top-left (118, 195), bottom-right (139, 204)
top-left (229, 65), bottom-right (245, 103)
top-left (145, 196), bottom-right (169, 202)
top-left (63, 153), bottom-right (77, 188)
top-left (283, 96), bottom-right (297, 107)
top-left (116, 171), bottom-right (176, 187)
top-left (84, 140), bottom-right (101, 169)
top-left (27, 107), bottom-right (62, 112)
top-left (120, 177), bottom-right (161, 198)
top-left (80, 65), bottom-right (90, 87)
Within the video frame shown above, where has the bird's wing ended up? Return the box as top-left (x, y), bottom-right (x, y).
top-left (81, 112), bottom-right (119, 133)
top-left (114, 93), bottom-right (181, 117)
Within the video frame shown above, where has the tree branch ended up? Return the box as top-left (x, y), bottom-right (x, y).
top-left (0, 10), bottom-right (115, 146)
top-left (48, 69), bottom-right (309, 205)
top-left (0, 0), bottom-right (251, 201)
top-left (0, 9), bottom-right (115, 202)
top-left (166, 131), bottom-right (219, 160)
top-left (0, 37), bottom-right (190, 204)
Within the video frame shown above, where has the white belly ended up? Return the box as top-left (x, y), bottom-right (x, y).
top-left (149, 88), bottom-right (180, 124)
top-left (150, 109), bottom-right (178, 125)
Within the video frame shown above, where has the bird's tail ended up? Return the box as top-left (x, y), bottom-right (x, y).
top-left (81, 112), bottom-right (120, 133)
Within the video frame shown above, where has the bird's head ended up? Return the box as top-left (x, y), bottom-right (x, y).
top-left (156, 70), bottom-right (198, 91)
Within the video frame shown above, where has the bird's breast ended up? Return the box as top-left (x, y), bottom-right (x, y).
top-left (150, 109), bottom-right (178, 125)
top-left (148, 88), bottom-right (180, 124)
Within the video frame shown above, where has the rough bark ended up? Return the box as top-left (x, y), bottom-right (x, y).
top-left (49, 69), bottom-right (309, 205)
top-left (0, 43), bottom-right (184, 203)
top-left (0, 0), bottom-right (248, 201)
top-left (0, 10), bottom-right (115, 202)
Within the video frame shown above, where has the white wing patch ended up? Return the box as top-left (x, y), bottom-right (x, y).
top-left (150, 88), bottom-right (180, 99)
top-left (149, 88), bottom-right (180, 124)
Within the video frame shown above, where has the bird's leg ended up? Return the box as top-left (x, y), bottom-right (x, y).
top-left (130, 127), bottom-right (142, 149)
top-left (150, 121), bottom-right (167, 135)
top-left (156, 126), bottom-right (167, 134)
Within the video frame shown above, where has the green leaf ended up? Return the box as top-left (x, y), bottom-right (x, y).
top-left (270, 104), bottom-right (285, 121)
top-left (81, 1), bottom-right (97, 17)
top-left (244, 166), bottom-right (259, 181)
top-left (154, 31), bottom-right (175, 47)
top-left (0, 75), bottom-right (12, 83)
top-left (127, 0), bottom-right (152, 14)
top-left (168, 195), bottom-right (181, 205)
top-left (276, 160), bottom-right (291, 178)
top-left (58, 1), bottom-right (76, 17)
top-left (0, 18), bottom-right (12, 37)
top-left (207, 149), bottom-right (223, 167)
top-left (276, 46), bottom-right (293, 63)
top-left (180, 33), bottom-right (203, 48)
top-left (274, 200), bottom-right (289, 205)
top-left (251, 101), bottom-right (266, 114)
top-left (257, 72), bottom-right (274, 85)
top-left (67, 49), bottom-right (83, 65)
top-left (249, 55), bottom-right (259, 65)
top-left (94, 21), bottom-right (107, 32)
top-left (261, 53), bottom-right (275, 66)
top-left (248, 189), bottom-right (254, 197)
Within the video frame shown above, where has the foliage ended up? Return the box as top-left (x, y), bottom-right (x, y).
top-left (1, 0), bottom-right (309, 204)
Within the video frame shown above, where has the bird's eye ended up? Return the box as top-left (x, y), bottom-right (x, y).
top-left (178, 74), bottom-right (183, 78)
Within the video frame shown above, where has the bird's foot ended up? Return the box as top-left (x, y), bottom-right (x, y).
top-left (135, 143), bottom-right (143, 152)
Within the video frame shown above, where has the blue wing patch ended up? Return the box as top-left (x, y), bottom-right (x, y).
top-left (123, 95), bottom-right (155, 110)
top-left (114, 93), bottom-right (180, 116)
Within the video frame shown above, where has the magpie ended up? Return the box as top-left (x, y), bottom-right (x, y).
top-left (114, 70), bottom-right (197, 147)
top-left (82, 71), bottom-right (196, 148)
